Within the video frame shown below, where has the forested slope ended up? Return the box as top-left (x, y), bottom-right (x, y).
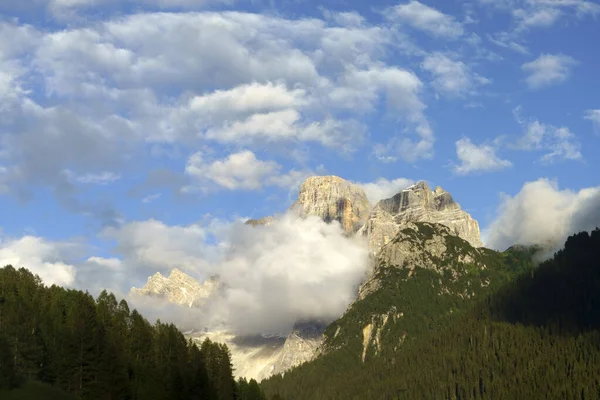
top-left (0, 265), bottom-right (268, 400)
top-left (262, 228), bottom-right (600, 400)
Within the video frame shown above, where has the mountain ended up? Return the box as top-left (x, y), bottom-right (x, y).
top-left (189, 321), bottom-right (327, 382)
top-left (290, 176), bottom-right (372, 234)
top-left (319, 221), bottom-right (529, 360)
top-left (130, 268), bottom-right (218, 307)
top-left (262, 229), bottom-right (600, 399)
top-left (130, 175), bottom-right (486, 382)
top-left (358, 181), bottom-right (482, 254)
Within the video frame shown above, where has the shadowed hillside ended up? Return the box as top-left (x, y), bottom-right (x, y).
top-left (262, 228), bottom-right (600, 400)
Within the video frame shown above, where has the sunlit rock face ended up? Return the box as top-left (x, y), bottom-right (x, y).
top-left (290, 176), bottom-right (372, 234)
top-left (358, 181), bottom-right (482, 255)
top-left (130, 268), bottom-right (218, 308)
top-left (189, 321), bottom-right (325, 382)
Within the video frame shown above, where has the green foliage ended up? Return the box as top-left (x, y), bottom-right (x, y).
top-left (0, 265), bottom-right (238, 400)
top-left (262, 228), bottom-right (600, 400)
top-left (321, 223), bottom-right (531, 359)
top-left (237, 377), bottom-right (267, 400)
top-left (0, 380), bottom-right (77, 400)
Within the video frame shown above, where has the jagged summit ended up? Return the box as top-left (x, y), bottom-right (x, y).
top-left (290, 175), bottom-right (372, 234)
top-left (130, 268), bottom-right (218, 307)
top-left (358, 180), bottom-right (482, 254)
top-left (247, 175), bottom-right (372, 234)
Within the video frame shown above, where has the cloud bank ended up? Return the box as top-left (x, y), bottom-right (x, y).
top-left (484, 179), bottom-right (600, 257)
top-left (206, 213), bottom-right (371, 335)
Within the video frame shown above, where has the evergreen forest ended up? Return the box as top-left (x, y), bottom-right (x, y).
top-left (0, 265), bottom-right (268, 400)
top-left (261, 229), bottom-right (600, 399)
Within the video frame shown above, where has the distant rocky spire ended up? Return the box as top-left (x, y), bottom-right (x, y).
top-left (130, 268), bottom-right (218, 308)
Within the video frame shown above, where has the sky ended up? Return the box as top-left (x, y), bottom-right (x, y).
top-left (0, 0), bottom-right (599, 328)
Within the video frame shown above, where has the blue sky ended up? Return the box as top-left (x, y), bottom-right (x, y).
top-left (0, 0), bottom-right (599, 296)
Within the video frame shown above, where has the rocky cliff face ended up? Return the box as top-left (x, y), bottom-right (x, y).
top-left (270, 321), bottom-right (326, 376)
top-left (357, 222), bottom-right (486, 301)
top-left (190, 321), bottom-right (325, 381)
top-left (290, 176), bottom-right (372, 234)
top-left (130, 268), bottom-right (218, 307)
top-left (358, 181), bottom-right (482, 254)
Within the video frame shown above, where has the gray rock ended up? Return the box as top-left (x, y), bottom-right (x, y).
top-left (130, 268), bottom-right (218, 308)
top-left (290, 176), bottom-right (372, 234)
top-left (358, 181), bottom-right (482, 254)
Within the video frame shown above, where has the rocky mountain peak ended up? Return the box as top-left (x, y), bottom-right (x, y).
top-left (358, 182), bottom-right (482, 254)
top-left (290, 175), bottom-right (372, 234)
top-left (130, 268), bottom-right (218, 308)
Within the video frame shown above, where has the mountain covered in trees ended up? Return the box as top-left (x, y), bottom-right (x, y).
top-left (0, 265), bottom-right (269, 400)
top-left (262, 227), bottom-right (600, 399)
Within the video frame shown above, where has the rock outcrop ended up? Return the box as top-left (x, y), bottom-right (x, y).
top-left (130, 268), bottom-right (218, 307)
top-left (290, 176), bottom-right (372, 234)
top-left (358, 181), bottom-right (482, 254)
top-left (190, 321), bottom-right (324, 381)
top-left (244, 216), bottom-right (275, 227)
top-left (357, 222), bottom-right (487, 301)
top-left (270, 321), bottom-right (325, 376)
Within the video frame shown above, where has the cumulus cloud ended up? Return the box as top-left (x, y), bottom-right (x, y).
top-left (522, 54), bottom-right (578, 89)
top-left (484, 179), bottom-right (600, 256)
top-left (185, 150), bottom-right (310, 191)
top-left (206, 213), bottom-right (370, 335)
top-left (454, 137), bottom-right (512, 175)
top-left (0, 235), bottom-right (82, 286)
top-left (84, 212), bottom-right (372, 335)
top-left (421, 53), bottom-right (490, 98)
top-left (100, 218), bottom-right (227, 282)
top-left (356, 177), bottom-right (414, 204)
top-left (0, 10), bottom-right (425, 212)
top-left (387, 1), bottom-right (464, 39)
top-left (584, 109), bottom-right (600, 132)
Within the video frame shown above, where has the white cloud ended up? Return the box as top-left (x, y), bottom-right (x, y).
top-left (514, 7), bottom-right (563, 28)
top-left (513, 116), bottom-right (582, 162)
top-left (101, 218), bottom-right (223, 281)
top-left (186, 150), bottom-right (286, 191)
top-left (188, 82), bottom-right (307, 121)
top-left (522, 54), bottom-right (578, 89)
top-left (330, 66), bottom-right (434, 163)
top-left (92, 212), bottom-right (371, 335)
top-left (75, 171), bottom-right (121, 185)
top-left (356, 177), bottom-right (414, 204)
top-left (421, 53), bottom-right (490, 97)
top-left (184, 150), bottom-right (314, 192)
top-left (0, 235), bottom-right (80, 286)
top-left (387, 1), bottom-right (464, 39)
top-left (478, 0), bottom-right (600, 26)
top-left (484, 179), bottom-right (600, 256)
top-left (454, 137), bottom-right (512, 175)
top-left (207, 213), bottom-right (370, 335)
top-left (584, 109), bottom-right (600, 132)
top-left (0, 11), bottom-right (403, 210)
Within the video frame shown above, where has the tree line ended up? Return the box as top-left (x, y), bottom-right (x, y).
top-left (0, 265), bottom-right (271, 400)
